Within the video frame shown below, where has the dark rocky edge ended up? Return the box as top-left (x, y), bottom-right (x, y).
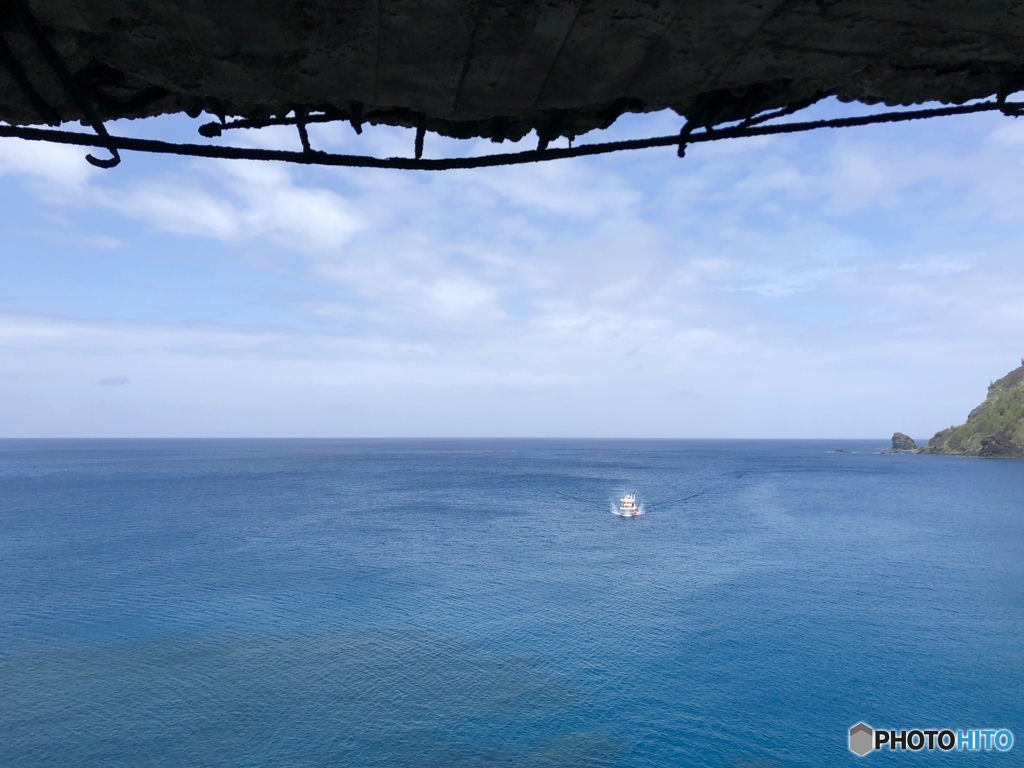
top-left (6, 1), bottom-right (1024, 146)
top-left (918, 361), bottom-right (1024, 458)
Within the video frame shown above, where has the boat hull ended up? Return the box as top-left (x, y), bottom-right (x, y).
top-left (614, 493), bottom-right (641, 517)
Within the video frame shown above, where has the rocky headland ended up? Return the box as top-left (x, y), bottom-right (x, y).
top-left (918, 361), bottom-right (1024, 458)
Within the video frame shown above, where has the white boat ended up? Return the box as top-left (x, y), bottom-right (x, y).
top-left (614, 493), bottom-right (641, 517)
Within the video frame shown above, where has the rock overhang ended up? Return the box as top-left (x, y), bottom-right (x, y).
top-left (2, 1), bottom-right (1024, 150)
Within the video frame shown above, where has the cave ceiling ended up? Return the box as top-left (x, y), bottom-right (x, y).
top-left (2, 0), bottom-right (1024, 155)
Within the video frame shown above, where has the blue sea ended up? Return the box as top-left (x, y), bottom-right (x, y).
top-left (1, 439), bottom-right (1021, 767)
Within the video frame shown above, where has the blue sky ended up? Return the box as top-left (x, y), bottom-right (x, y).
top-left (2, 100), bottom-right (1023, 438)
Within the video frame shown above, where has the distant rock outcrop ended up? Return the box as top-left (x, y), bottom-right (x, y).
top-left (920, 361), bottom-right (1024, 458)
top-left (891, 432), bottom-right (917, 450)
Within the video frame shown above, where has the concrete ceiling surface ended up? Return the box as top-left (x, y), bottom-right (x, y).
top-left (2, 0), bottom-right (1024, 142)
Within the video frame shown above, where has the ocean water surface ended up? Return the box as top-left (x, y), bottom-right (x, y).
top-left (0, 439), bottom-right (1021, 767)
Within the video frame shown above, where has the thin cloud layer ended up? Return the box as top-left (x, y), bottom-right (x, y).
top-left (0, 139), bottom-right (96, 192)
top-left (96, 161), bottom-right (362, 250)
top-left (0, 102), bottom-right (1022, 437)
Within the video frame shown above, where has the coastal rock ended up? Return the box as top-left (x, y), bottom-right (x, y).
top-left (891, 432), bottom-right (917, 451)
top-left (920, 361), bottom-right (1024, 458)
top-left (978, 430), bottom-right (1023, 458)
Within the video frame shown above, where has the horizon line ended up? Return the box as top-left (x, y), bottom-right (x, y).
top-left (0, 436), bottom-right (912, 441)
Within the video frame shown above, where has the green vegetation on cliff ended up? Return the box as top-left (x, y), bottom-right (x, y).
top-left (921, 361), bottom-right (1024, 457)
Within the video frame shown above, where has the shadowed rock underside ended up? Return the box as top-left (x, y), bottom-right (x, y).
top-left (4, 1), bottom-right (1024, 145)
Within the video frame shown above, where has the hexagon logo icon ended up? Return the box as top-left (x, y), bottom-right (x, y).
top-left (849, 722), bottom-right (874, 756)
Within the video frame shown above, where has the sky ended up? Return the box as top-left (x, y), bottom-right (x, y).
top-left (2, 99), bottom-right (1023, 438)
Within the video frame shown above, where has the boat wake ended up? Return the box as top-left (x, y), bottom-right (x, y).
top-left (611, 505), bottom-right (645, 517)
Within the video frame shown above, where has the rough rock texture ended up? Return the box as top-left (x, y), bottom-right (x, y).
top-left (921, 361), bottom-right (1024, 458)
top-left (891, 432), bottom-right (917, 451)
top-left (4, 1), bottom-right (1024, 144)
top-left (977, 430), bottom-right (1022, 458)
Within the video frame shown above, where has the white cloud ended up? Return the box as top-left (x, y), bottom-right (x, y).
top-left (734, 163), bottom-right (808, 198)
top-left (222, 162), bottom-right (363, 252)
top-left (467, 161), bottom-right (640, 217)
top-left (987, 120), bottom-right (1024, 147)
top-left (0, 138), bottom-right (95, 191)
top-left (3, 103), bottom-right (1024, 437)
top-left (824, 144), bottom-right (891, 213)
top-left (103, 183), bottom-right (241, 238)
top-left (897, 255), bottom-right (976, 276)
top-left (732, 263), bottom-right (858, 298)
top-left (88, 160), bottom-right (363, 251)
top-left (424, 276), bottom-right (499, 316)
